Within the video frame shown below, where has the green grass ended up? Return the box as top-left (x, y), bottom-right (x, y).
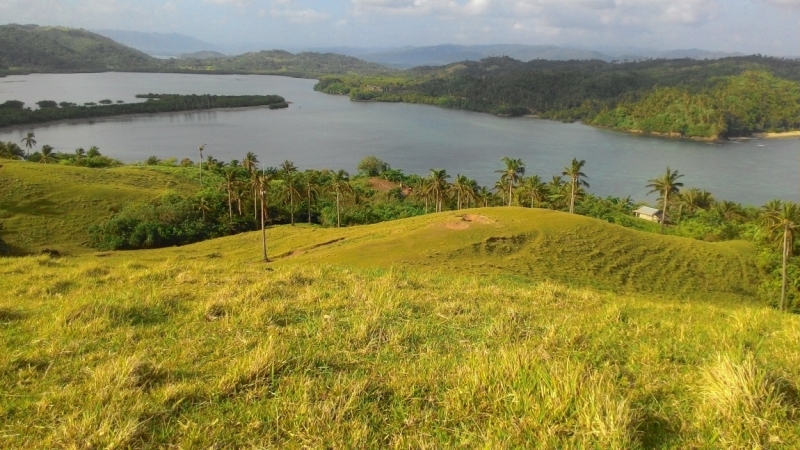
top-left (2, 161), bottom-right (795, 448)
top-left (0, 161), bottom-right (200, 254)
top-left (0, 253), bottom-right (798, 448)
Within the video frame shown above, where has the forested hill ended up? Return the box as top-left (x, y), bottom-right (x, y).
top-left (164, 50), bottom-right (393, 77)
top-left (317, 55), bottom-right (800, 139)
top-left (0, 24), bottom-right (392, 77)
top-left (0, 24), bottom-right (159, 72)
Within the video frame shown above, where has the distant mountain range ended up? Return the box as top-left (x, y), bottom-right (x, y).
top-left (93, 29), bottom-right (218, 56)
top-left (313, 44), bottom-right (746, 68)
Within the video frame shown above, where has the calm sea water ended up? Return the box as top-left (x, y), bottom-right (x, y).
top-left (0, 72), bottom-right (797, 205)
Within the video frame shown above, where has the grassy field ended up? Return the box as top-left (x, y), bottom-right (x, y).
top-left (0, 161), bottom-right (200, 254)
top-left (2, 161), bottom-right (797, 448)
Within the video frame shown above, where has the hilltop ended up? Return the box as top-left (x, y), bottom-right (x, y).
top-left (2, 159), bottom-right (800, 447)
top-left (0, 24), bottom-right (158, 73)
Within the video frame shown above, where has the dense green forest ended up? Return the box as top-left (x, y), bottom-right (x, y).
top-left (316, 55), bottom-right (800, 138)
top-left (0, 24), bottom-right (158, 73)
top-left (0, 94), bottom-right (287, 128)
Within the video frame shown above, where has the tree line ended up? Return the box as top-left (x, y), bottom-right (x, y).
top-left (0, 94), bottom-right (288, 128)
top-left (2, 145), bottom-right (797, 311)
top-left (316, 55), bottom-right (800, 138)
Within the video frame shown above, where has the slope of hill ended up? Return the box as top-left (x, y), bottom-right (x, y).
top-left (0, 209), bottom-right (796, 448)
top-left (93, 29), bottom-right (216, 56)
top-left (0, 161), bottom-right (200, 254)
top-left (0, 24), bottom-right (159, 73)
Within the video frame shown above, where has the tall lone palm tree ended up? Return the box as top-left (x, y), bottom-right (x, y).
top-left (221, 167), bottom-right (239, 220)
top-left (256, 170), bottom-right (275, 262)
top-left (21, 132), bottom-right (36, 159)
top-left (280, 160), bottom-right (299, 226)
top-left (646, 167), bottom-right (684, 234)
top-left (428, 169), bottom-right (451, 213)
top-left (198, 145), bottom-right (205, 184)
top-left (762, 201), bottom-right (800, 311)
top-left (496, 157), bottom-right (525, 206)
top-left (242, 152), bottom-right (260, 221)
top-left (563, 158), bottom-right (589, 214)
top-left (326, 170), bottom-right (353, 228)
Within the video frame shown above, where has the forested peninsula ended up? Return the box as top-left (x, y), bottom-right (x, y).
top-left (0, 94), bottom-right (288, 128)
top-left (315, 56), bottom-right (800, 139)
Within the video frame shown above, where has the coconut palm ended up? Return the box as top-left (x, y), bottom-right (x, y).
top-left (414, 177), bottom-right (434, 213)
top-left (496, 157), bottom-right (525, 206)
top-left (494, 179), bottom-right (509, 206)
top-left (428, 169), bottom-right (451, 213)
top-left (198, 145), bottom-right (205, 184)
top-left (326, 170), bottom-right (353, 228)
top-left (39, 145), bottom-right (57, 164)
top-left (563, 158), bottom-right (589, 214)
top-left (302, 170), bottom-right (322, 224)
top-left (762, 201), bottom-right (800, 311)
top-left (473, 186), bottom-right (491, 208)
top-left (714, 200), bottom-right (743, 222)
top-left (679, 188), bottom-right (714, 217)
top-left (74, 148), bottom-right (86, 160)
top-left (547, 175), bottom-right (567, 210)
top-left (646, 167), bottom-right (684, 234)
top-left (242, 152), bottom-right (260, 220)
top-left (279, 160), bottom-right (299, 225)
top-left (519, 175), bottom-right (547, 208)
top-left (220, 167), bottom-right (239, 219)
top-left (21, 132), bottom-right (36, 158)
top-left (255, 170), bottom-right (276, 262)
top-left (87, 146), bottom-right (101, 158)
top-left (451, 174), bottom-right (476, 210)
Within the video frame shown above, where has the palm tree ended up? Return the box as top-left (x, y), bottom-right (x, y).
top-left (547, 175), bottom-right (567, 210)
top-left (563, 158), bottom-right (589, 214)
top-left (714, 200), bottom-right (743, 222)
top-left (279, 160), bottom-right (299, 225)
top-left (74, 148), bottom-right (86, 160)
top-left (21, 132), bottom-right (36, 158)
top-left (87, 146), bottom-right (101, 158)
top-left (646, 167), bottom-right (684, 234)
top-left (451, 174), bottom-right (476, 210)
top-left (39, 145), bottom-right (57, 164)
top-left (220, 167), bottom-right (239, 219)
top-left (302, 170), bottom-right (322, 224)
top-left (242, 152), bottom-right (259, 220)
top-left (762, 202), bottom-right (800, 311)
top-left (198, 145), bottom-right (205, 184)
top-left (679, 188), bottom-right (714, 217)
top-left (255, 170), bottom-right (275, 262)
top-left (496, 157), bottom-right (525, 206)
top-left (476, 186), bottom-right (493, 208)
top-left (428, 169), bottom-right (451, 213)
top-left (326, 170), bottom-right (353, 228)
top-left (519, 175), bottom-right (547, 208)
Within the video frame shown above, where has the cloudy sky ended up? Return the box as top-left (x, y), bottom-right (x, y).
top-left (1, 0), bottom-right (799, 55)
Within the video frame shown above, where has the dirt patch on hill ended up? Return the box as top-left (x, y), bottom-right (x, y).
top-left (463, 214), bottom-right (495, 224)
top-left (442, 214), bottom-right (495, 230)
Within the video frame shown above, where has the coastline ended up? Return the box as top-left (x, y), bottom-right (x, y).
top-left (752, 131), bottom-right (800, 139)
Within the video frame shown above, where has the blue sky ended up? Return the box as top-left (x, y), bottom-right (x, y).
top-left (2, 0), bottom-right (799, 55)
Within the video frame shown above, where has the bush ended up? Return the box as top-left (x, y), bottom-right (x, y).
top-left (146, 156), bottom-right (161, 165)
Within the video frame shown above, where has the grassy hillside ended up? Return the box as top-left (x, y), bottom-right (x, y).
top-left (0, 250), bottom-right (797, 448)
top-left (3, 161), bottom-right (795, 447)
top-left (0, 24), bottom-right (158, 73)
top-left (0, 161), bottom-right (200, 254)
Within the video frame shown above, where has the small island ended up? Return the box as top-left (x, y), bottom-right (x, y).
top-left (0, 94), bottom-right (289, 128)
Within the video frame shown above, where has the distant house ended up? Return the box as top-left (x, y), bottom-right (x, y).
top-left (634, 206), bottom-right (665, 223)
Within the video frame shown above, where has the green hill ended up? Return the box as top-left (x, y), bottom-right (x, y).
top-left (168, 49), bottom-right (394, 76)
top-left (0, 161), bottom-right (200, 254)
top-left (2, 160), bottom-right (799, 448)
top-left (0, 24), bottom-right (158, 73)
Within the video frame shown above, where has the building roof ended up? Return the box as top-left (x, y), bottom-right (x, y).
top-left (634, 206), bottom-right (662, 216)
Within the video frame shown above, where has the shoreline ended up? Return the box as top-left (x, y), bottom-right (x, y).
top-left (0, 104), bottom-right (288, 132)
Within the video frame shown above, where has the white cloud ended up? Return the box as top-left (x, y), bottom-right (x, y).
top-left (351, 0), bottom-right (721, 26)
top-left (268, 0), bottom-right (330, 23)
